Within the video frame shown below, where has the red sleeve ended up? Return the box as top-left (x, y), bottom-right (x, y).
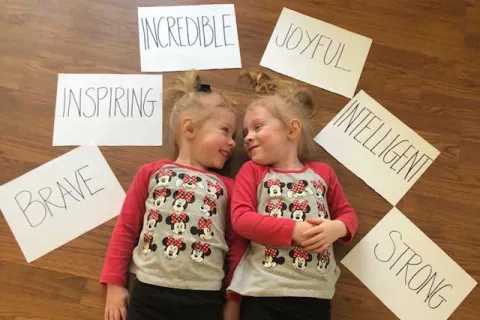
top-left (311, 163), bottom-right (358, 243)
top-left (100, 161), bottom-right (164, 286)
top-left (219, 177), bottom-right (248, 303)
top-left (230, 161), bottom-right (295, 247)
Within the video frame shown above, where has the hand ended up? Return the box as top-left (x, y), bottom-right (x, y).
top-left (223, 299), bottom-right (240, 320)
top-left (105, 284), bottom-right (128, 320)
top-left (292, 221), bottom-right (314, 244)
top-left (300, 219), bottom-right (347, 253)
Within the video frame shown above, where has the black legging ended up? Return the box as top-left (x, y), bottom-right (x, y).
top-left (127, 279), bottom-right (223, 320)
top-left (241, 296), bottom-right (331, 320)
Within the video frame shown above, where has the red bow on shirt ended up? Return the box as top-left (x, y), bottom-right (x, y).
top-left (143, 233), bottom-right (153, 243)
top-left (317, 201), bottom-right (325, 212)
top-left (207, 181), bottom-right (222, 193)
top-left (291, 200), bottom-right (308, 212)
top-left (198, 217), bottom-right (212, 229)
top-left (159, 169), bottom-right (173, 177)
top-left (319, 250), bottom-right (330, 261)
top-left (292, 181), bottom-right (306, 193)
top-left (203, 196), bottom-right (216, 208)
top-left (267, 200), bottom-right (283, 211)
top-left (166, 235), bottom-right (184, 248)
top-left (154, 188), bottom-right (168, 198)
top-left (264, 246), bottom-right (278, 257)
top-left (182, 174), bottom-right (197, 184)
top-left (311, 180), bottom-right (325, 192)
top-left (170, 213), bottom-right (187, 224)
top-left (175, 189), bottom-right (194, 202)
top-left (266, 179), bottom-right (281, 187)
top-left (293, 247), bottom-right (309, 260)
top-left (148, 209), bottom-right (160, 221)
top-left (194, 241), bottom-right (210, 253)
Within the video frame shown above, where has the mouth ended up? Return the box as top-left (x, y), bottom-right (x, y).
top-left (220, 150), bottom-right (231, 159)
top-left (248, 145), bottom-right (259, 153)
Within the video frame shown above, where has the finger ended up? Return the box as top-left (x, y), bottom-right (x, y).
top-left (121, 307), bottom-right (127, 320)
top-left (104, 308), bottom-right (109, 320)
top-left (302, 226), bottom-right (324, 237)
top-left (301, 234), bottom-right (325, 247)
top-left (113, 308), bottom-right (121, 320)
top-left (306, 218), bottom-right (325, 225)
top-left (304, 241), bottom-right (326, 252)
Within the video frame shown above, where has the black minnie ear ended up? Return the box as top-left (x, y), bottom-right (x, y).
top-left (195, 84), bottom-right (211, 92)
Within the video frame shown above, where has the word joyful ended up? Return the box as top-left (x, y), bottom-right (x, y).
top-left (333, 100), bottom-right (434, 183)
top-left (374, 230), bottom-right (453, 310)
top-left (14, 165), bottom-right (105, 228)
top-left (61, 87), bottom-right (158, 118)
top-left (140, 14), bottom-right (235, 50)
top-left (275, 22), bottom-right (351, 72)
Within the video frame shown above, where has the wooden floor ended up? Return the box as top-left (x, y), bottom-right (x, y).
top-left (1, 0), bottom-right (479, 319)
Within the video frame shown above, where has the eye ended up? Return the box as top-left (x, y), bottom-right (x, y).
top-left (254, 124), bottom-right (263, 131)
top-left (221, 127), bottom-right (229, 135)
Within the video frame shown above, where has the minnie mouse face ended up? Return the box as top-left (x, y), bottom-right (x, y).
top-left (264, 179), bottom-right (285, 198)
top-left (146, 209), bottom-right (162, 231)
top-left (172, 189), bottom-right (195, 212)
top-left (311, 180), bottom-right (326, 200)
top-left (286, 180), bottom-right (312, 199)
top-left (289, 247), bottom-right (312, 271)
top-left (289, 200), bottom-right (310, 222)
top-left (162, 236), bottom-right (186, 259)
top-left (200, 196), bottom-right (217, 217)
top-left (142, 232), bottom-right (157, 255)
top-left (166, 213), bottom-right (189, 235)
top-left (317, 251), bottom-right (331, 274)
top-left (190, 241), bottom-right (211, 262)
top-left (155, 169), bottom-right (177, 187)
top-left (265, 200), bottom-right (287, 218)
top-left (152, 188), bottom-right (172, 208)
top-left (191, 217), bottom-right (214, 241)
top-left (317, 201), bottom-right (329, 219)
top-left (206, 180), bottom-right (224, 199)
top-left (262, 247), bottom-right (285, 269)
top-left (176, 173), bottom-right (203, 189)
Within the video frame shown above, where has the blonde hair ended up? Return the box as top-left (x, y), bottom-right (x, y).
top-left (166, 71), bottom-right (236, 157)
top-left (242, 69), bottom-right (316, 162)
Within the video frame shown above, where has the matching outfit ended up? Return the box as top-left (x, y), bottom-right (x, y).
top-left (228, 160), bottom-right (358, 319)
top-left (100, 158), bottom-right (358, 320)
top-left (100, 160), bottom-right (245, 320)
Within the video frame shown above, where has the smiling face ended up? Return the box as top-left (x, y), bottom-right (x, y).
top-left (191, 105), bottom-right (237, 170)
top-left (243, 99), bottom-right (297, 166)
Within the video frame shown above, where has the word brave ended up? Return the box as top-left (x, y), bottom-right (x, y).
top-left (141, 14), bottom-right (234, 50)
top-left (275, 22), bottom-right (351, 72)
top-left (374, 230), bottom-right (453, 309)
top-left (14, 165), bottom-right (105, 227)
top-left (333, 100), bottom-right (434, 183)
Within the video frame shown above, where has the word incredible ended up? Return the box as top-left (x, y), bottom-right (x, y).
top-left (333, 100), bottom-right (434, 183)
top-left (140, 14), bottom-right (235, 50)
top-left (61, 87), bottom-right (158, 118)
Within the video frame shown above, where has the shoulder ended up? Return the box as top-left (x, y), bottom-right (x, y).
top-left (238, 160), bottom-right (268, 176)
top-left (305, 162), bottom-right (335, 178)
top-left (137, 159), bottom-right (173, 177)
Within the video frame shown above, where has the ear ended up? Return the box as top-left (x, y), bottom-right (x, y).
top-left (289, 249), bottom-right (295, 258)
top-left (181, 117), bottom-right (196, 140)
top-left (287, 118), bottom-right (302, 140)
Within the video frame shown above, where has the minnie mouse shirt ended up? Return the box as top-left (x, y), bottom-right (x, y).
top-left (100, 160), bottom-right (245, 297)
top-left (228, 160), bottom-right (358, 299)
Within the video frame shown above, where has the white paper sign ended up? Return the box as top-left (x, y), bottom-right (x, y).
top-left (53, 74), bottom-right (163, 146)
top-left (138, 4), bottom-right (242, 72)
top-left (315, 90), bottom-right (439, 205)
top-left (0, 147), bottom-right (125, 262)
top-left (342, 208), bottom-right (477, 320)
top-left (260, 8), bottom-right (372, 98)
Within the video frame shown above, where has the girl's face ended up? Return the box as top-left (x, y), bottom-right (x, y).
top-left (192, 107), bottom-right (237, 169)
top-left (243, 103), bottom-right (295, 166)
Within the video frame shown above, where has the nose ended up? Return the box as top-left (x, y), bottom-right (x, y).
top-left (244, 131), bottom-right (253, 144)
top-left (228, 136), bottom-right (236, 148)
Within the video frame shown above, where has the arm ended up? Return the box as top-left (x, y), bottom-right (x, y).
top-left (230, 162), bottom-right (296, 247)
top-left (100, 164), bottom-right (151, 285)
top-left (326, 166), bottom-right (358, 243)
